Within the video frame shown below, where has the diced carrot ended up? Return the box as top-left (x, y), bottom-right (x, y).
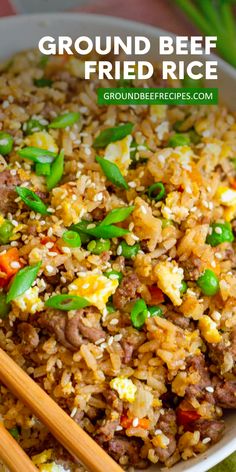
top-left (230, 178), bottom-right (236, 190)
top-left (177, 408), bottom-right (200, 428)
top-left (148, 285), bottom-right (165, 305)
top-left (120, 415), bottom-right (150, 430)
top-left (0, 248), bottom-right (20, 278)
top-left (41, 236), bottom-right (61, 254)
top-left (0, 248), bottom-right (21, 287)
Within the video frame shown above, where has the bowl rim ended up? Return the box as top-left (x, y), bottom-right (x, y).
top-left (0, 11), bottom-right (235, 472)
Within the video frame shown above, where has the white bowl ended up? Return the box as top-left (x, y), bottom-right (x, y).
top-left (0, 12), bottom-right (235, 472)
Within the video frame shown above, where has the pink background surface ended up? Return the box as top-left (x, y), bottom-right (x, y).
top-left (0, 0), bottom-right (196, 34)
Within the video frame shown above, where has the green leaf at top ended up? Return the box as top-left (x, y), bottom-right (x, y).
top-left (93, 123), bottom-right (133, 148)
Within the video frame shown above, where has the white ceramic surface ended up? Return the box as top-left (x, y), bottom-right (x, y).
top-left (0, 12), bottom-right (235, 472)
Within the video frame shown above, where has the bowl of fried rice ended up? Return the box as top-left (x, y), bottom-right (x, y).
top-left (0, 12), bottom-right (235, 472)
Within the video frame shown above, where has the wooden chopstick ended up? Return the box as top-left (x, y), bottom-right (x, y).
top-left (0, 348), bottom-right (123, 472)
top-left (0, 421), bottom-right (38, 472)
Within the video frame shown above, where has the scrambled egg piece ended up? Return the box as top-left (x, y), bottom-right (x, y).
top-left (13, 286), bottom-right (43, 314)
top-left (104, 135), bottom-right (132, 175)
top-left (162, 191), bottom-right (189, 223)
top-left (198, 315), bottom-right (222, 343)
top-left (39, 464), bottom-right (66, 472)
top-left (110, 377), bottom-right (137, 403)
top-left (25, 131), bottom-right (58, 154)
top-left (216, 186), bottom-right (236, 206)
top-left (152, 433), bottom-right (170, 449)
top-left (32, 450), bottom-right (52, 465)
top-left (51, 186), bottom-right (85, 226)
top-left (68, 271), bottom-right (118, 311)
top-left (154, 260), bottom-right (184, 306)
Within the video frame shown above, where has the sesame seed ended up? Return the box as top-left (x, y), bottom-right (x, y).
top-left (128, 181), bottom-right (136, 188)
top-left (95, 338), bottom-right (106, 345)
top-left (46, 265), bottom-right (54, 274)
top-left (155, 429), bottom-right (162, 435)
top-left (110, 318), bottom-right (119, 325)
top-left (140, 205), bottom-right (147, 214)
top-left (132, 418), bottom-right (139, 427)
top-left (87, 223), bottom-right (96, 229)
top-left (116, 425), bottom-right (123, 431)
top-left (10, 261), bottom-right (21, 269)
top-left (114, 334), bottom-right (122, 342)
top-left (205, 386), bottom-right (214, 393)
top-left (108, 337), bottom-right (114, 346)
top-left (117, 245), bottom-right (122, 256)
top-left (215, 227), bottom-right (222, 235)
top-left (202, 437), bottom-right (211, 444)
top-left (82, 283), bottom-right (89, 289)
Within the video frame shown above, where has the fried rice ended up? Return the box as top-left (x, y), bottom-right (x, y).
top-left (0, 49), bottom-right (235, 471)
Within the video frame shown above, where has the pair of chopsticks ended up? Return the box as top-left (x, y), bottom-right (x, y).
top-left (0, 348), bottom-right (122, 472)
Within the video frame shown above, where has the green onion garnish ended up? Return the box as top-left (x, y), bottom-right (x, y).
top-left (15, 187), bottom-right (49, 215)
top-left (148, 182), bottom-right (166, 202)
top-left (168, 133), bottom-right (191, 148)
top-left (0, 131), bottom-right (14, 156)
top-left (35, 162), bottom-right (51, 176)
top-left (18, 147), bottom-right (56, 164)
top-left (34, 78), bottom-right (52, 88)
top-left (46, 149), bottom-right (64, 191)
top-left (49, 112), bottom-right (80, 129)
top-left (101, 206), bottom-right (135, 226)
top-left (7, 262), bottom-right (41, 303)
top-left (148, 305), bottom-right (164, 318)
top-left (62, 230), bottom-right (81, 248)
top-left (71, 221), bottom-right (129, 239)
top-left (104, 270), bottom-right (123, 283)
top-left (23, 119), bottom-right (47, 136)
top-left (8, 427), bottom-right (20, 439)
top-left (96, 156), bottom-right (128, 190)
top-left (45, 294), bottom-right (90, 311)
top-left (131, 299), bottom-right (148, 329)
top-left (94, 123), bottom-right (133, 149)
top-left (0, 293), bottom-right (10, 319)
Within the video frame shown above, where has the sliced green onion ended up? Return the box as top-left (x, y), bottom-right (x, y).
top-left (7, 262), bottom-right (41, 303)
top-left (131, 299), bottom-right (148, 329)
top-left (0, 220), bottom-right (14, 244)
top-left (106, 303), bottom-right (116, 314)
top-left (16, 187), bottom-right (49, 215)
top-left (168, 133), bottom-right (191, 147)
top-left (34, 78), bottom-right (52, 88)
top-left (71, 221), bottom-right (129, 239)
top-left (46, 149), bottom-right (64, 191)
top-left (148, 182), bottom-right (166, 202)
top-left (45, 294), bottom-right (89, 311)
top-left (8, 427), bottom-right (20, 439)
top-left (101, 206), bottom-right (135, 226)
top-left (94, 123), bottom-right (133, 149)
top-left (39, 55), bottom-right (49, 68)
top-left (104, 270), bottom-right (123, 283)
top-left (148, 305), bottom-right (164, 318)
top-left (118, 241), bottom-right (140, 259)
top-left (0, 132), bottom-right (14, 156)
top-left (49, 112), bottom-right (80, 129)
top-left (96, 156), bottom-right (128, 190)
top-left (35, 162), bottom-right (51, 176)
top-left (0, 293), bottom-right (10, 318)
top-left (18, 147), bottom-right (56, 164)
top-left (87, 239), bottom-right (110, 255)
top-left (23, 119), bottom-right (47, 136)
top-left (62, 230), bottom-right (81, 247)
